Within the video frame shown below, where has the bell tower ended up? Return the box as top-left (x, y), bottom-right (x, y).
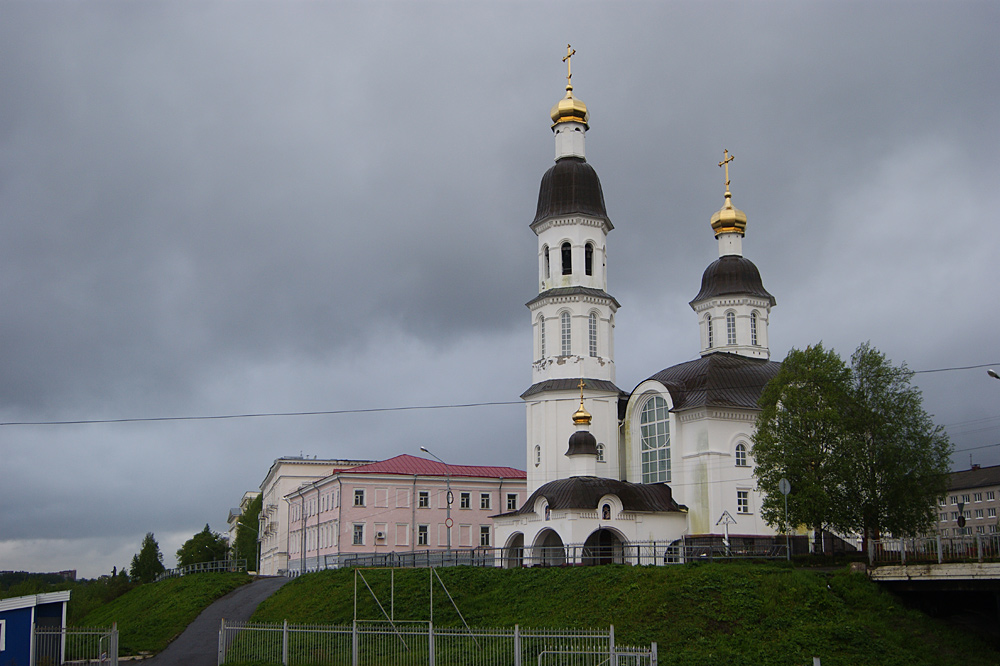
top-left (522, 46), bottom-right (622, 493)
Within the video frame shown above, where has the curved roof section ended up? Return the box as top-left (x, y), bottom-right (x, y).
top-left (525, 286), bottom-right (620, 310)
top-left (521, 377), bottom-right (624, 400)
top-left (515, 476), bottom-right (684, 515)
top-left (643, 353), bottom-right (781, 411)
top-left (690, 255), bottom-right (775, 306)
top-left (532, 157), bottom-right (610, 226)
top-left (566, 430), bottom-right (598, 456)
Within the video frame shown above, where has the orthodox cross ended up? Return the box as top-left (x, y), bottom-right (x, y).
top-left (563, 44), bottom-right (576, 88)
top-left (719, 149), bottom-right (735, 189)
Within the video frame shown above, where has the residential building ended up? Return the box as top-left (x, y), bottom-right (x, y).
top-left (285, 454), bottom-right (526, 573)
top-left (258, 456), bottom-right (373, 575)
top-left (934, 464), bottom-right (1000, 537)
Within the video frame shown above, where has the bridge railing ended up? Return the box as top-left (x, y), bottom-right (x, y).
top-left (869, 535), bottom-right (1000, 565)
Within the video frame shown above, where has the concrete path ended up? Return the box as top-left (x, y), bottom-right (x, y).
top-left (145, 576), bottom-right (289, 666)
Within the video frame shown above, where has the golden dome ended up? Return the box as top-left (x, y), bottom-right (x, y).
top-left (572, 402), bottom-right (592, 426)
top-left (550, 86), bottom-right (590, 129)
top-left (710, 192), bottom-right (747, 237)
top-left (711, 149), bottom-right (747, 237)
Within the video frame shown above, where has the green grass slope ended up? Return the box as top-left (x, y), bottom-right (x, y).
top-left (77, 572), bottom-right (250, 655)
top-left (252, 564), bottom-right (998, 666)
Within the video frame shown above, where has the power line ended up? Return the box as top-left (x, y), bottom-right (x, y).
top-left (0, 360), bottom-right (995, 428)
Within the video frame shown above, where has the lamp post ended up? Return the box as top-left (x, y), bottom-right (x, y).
top-left (420, 446), bottom-right (452, 560)
top-left (988, 369), bottom-right (999, 381)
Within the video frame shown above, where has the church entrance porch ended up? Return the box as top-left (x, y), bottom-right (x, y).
top-left (582, 528), bottom-right (625, 565)
top-left (532, 529), bottom-right (567, 566)
top-left (503, 533), bottom-right (525, 569)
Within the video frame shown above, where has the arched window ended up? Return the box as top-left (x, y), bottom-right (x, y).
top-left (602, 504), bottom-right (611, 520)
top-left (596, 442), bottom-right (605, 462)
top-left (585, 243), bottom-right (594, 276)
top-left (561, 242), bottom-right (572, 275)
top-left (560, 311), bottom-right (571, 356)
top-left (543, 245), bottom-right (550, 279)
top-left (751, 311), bottom-right (759, 346)
top-left (534, 445), bottom-right (541, 467)
top-left (735, 442), bottom-right (748, 467)
top-left (588, 312), bottom-right (598, 357)
top-left (706, 315), bottom-right (713, 348)
top-left (726, 311), bottom-right (737, 345)
top-left (537, 314), bottom-right (546, 358)
top-left (640, 396), bottom-right (670, 483)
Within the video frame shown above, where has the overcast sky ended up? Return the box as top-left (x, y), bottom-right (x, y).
top-left (1, 1), bottom-right (997, 579)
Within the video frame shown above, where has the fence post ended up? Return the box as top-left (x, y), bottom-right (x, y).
top-left (514, 624), bottom-right (521, 666)
top-left (282, 619), bottom-right (289, 666)
top-left (429, 621), bottom-right (435, 666)
top-left (609, 624), bottom-right (616, 664)
top-left (901, 539), bottom-right (906, 565)
top-left (112, 622), bottom-right (119, 666)
top-left (351, 620), bottom-right (359, 666)
top-left (651, 641), bottom-right (658, 666)
top-left (217, 618), bottom-right (225, 666)
top-left (937, 535), bottom-right (943, 564)
top-left (978, 535), bottom-right (984, 563)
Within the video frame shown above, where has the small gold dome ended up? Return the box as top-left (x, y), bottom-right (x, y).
top-left (710, 192), bottom-right (747, 237)
top-left (550, 86), bottom-right (589, 129)
top-left (572, 403), bottom-right (592, 426)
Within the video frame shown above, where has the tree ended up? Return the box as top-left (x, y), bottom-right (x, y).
top-left (176, 524), bottom-right (229, 568)
top-left (752, 343), bottom-right (853, 538)
top-left (753, 342), bottom-right (952, 550)
top-left (233, 494), bottom-right (262, 570)
top-left (833, 343), bottom-right (952, 544)
top-left (130, 532), bottom-right (165, 584)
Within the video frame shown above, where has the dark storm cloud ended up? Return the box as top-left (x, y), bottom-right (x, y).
top-left (0, 1), bottom-right (997, 576)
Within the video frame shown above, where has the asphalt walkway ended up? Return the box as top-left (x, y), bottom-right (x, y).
top-left (145, 575), bottom-right (289, 666)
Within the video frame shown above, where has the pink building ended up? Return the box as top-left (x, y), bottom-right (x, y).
top-left (285, 454), bottom-right (526, 572)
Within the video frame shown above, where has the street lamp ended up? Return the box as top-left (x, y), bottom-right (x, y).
top-left (988, 369), bottom-right (999, 381)
top-left (420, 446), bottom-right (452, 559)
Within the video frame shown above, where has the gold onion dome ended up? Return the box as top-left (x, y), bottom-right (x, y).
top-left (550, 86), bottom-right (589, 129)
top-left (711, 149), bottom-right (747, 237)
top-left (572, 378), bottom-right (592, 426)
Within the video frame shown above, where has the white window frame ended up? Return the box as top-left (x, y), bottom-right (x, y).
top-left (460, 492), bottom-right (471, 509)
top-left (726, 310), bottom-right (737, 346)
top-left (506, 493), bottom-right (518, 511)
top-left (354, 489), bottom-right (365, 507)
top-left (588, 312), bottom-right (598, 357)
top-left (737, 490), bottom-right (750, 514)
top-left (480, 526), bottom-right (491, 546)
top-left (418, 491), bottom-right (430, 508)
top-left (750, 310), bottom-right (759, 346)
top-left (480, 493), bottom-right (491, 510)
top-left (417, 524), bottom-right (429, 546)
top-left (352, 524), bottom-right (364, 545)
top-left (560, 311), bottom-right (571, 356)
top-left (639, 395), bottom-right (670, 484)
top-left (735, 442), bottom-right (748, 467)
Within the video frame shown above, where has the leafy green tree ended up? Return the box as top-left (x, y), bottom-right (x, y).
top-left (233, 494), bottom-right (262, 570)
top-left (752, 343), bottom-right (852, 537)
top-left (832, 343), bottom-right (952, 543)
top-left (176, 524), bottom-right (229, 567)
top-left (130, 532), bottom-right (166, 584)
top-left (753, 342), bottom-right (952, 550)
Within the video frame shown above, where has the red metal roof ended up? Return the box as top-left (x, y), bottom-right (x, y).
top-left (347, 454), bottom-right (525, 479)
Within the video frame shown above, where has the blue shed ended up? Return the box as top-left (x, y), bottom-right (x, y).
top-left (0, 590), bottom-right (71, 666)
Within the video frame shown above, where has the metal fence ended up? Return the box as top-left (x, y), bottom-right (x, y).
top-left (156, 558), bottom-right (247, 581)
top-left (866, 534), bottom-right (1000, 565)
top-left (294, 538), bottom-right (786, 574)
top-left (33, 624), bottom-right (117, 666)
top-left (218, 620), bottom-right (656, 666)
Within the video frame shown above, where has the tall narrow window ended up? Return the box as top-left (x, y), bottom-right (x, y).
top-left (737, 490), bottom-right (750, 514)
top-left (534, 445), bottom-right (541, 467)
top-left (640, 396), bottom-right (670, 483)
top-left (538, 315), bottom-right (546, 358)
top-left (585, 243), bottom-right (594, 276)
top-left (706, 315), bottom-right (713, 348)
top-left (543, 245), bottom-right (550, 279)
top-left (588, 313), bottom-right (598, 357)
top-left (726, 311), bottom-right (736, 345)
top-left (596, 443), bottom-right (605, 462)
top-left (560, 311), bottom-right (571, 355)
top-left (561, 242), bottom-right (572, 275)
top-left (735, 442), bottom-right (748, 467)
top-left (750, 311), bottom-right (759, 346)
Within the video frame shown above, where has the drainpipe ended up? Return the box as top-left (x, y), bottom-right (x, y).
top-left (337, 476), bottom-right (343, 564)
top-left (412, 475), bottom-right (418, 553)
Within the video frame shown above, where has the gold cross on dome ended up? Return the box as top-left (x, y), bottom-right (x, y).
top-left (563, 44), bottom-right (576, 88)
top-left (719, 149), bottom-right (735, 190)
top-left (578, 378), bottom-right (586, 407)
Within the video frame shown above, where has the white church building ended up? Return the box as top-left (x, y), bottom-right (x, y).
top-left (493, 52), bottom-right (782, 565)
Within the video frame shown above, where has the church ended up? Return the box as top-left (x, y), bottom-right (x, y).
top-left (492, 49), bottom-right (782, 565)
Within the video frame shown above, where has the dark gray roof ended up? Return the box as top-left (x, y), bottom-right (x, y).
top-left (644, 353), bottom-right (781, 411)
top-left (521, 378), bottom-right (625, 400)
top-left (566, 430), bottom-right (598, 456)
top-left (690, 255), bottom-right (775, 306)
top-left (948, 465), bottom-right (1000, 492)
top-left (515, 476), bottom-right (685, 514)
top-left (532, 157), bottom-right (611, 226)
top-left (526, 286), bottom-right (621, 309)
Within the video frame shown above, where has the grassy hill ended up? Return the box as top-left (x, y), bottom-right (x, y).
top-left (77, 572), bottom-right (249, 655)
top-left (251, 563), bottom-right (999, 666)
